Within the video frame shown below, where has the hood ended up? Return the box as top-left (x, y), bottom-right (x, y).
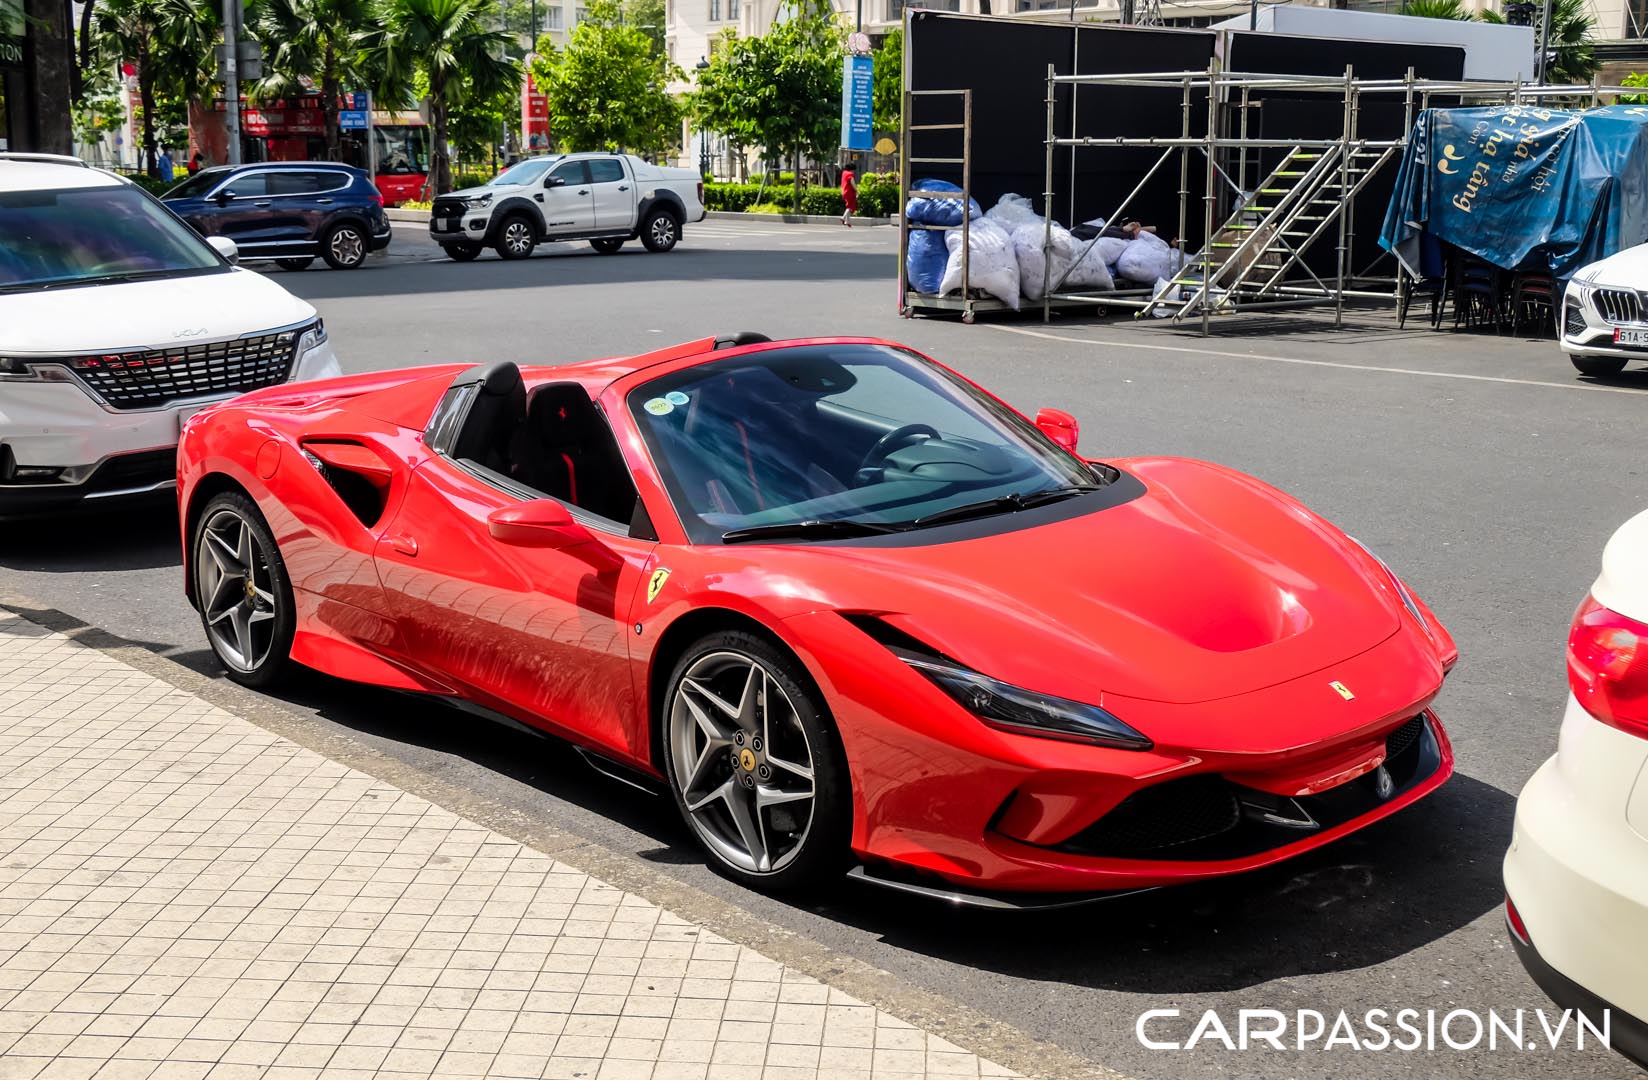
top-left (775, 457), bottom-right (1402, 707)
top-left (1578, 241), bottom-right (1648, 284)
top-left (0, 268), bottom-right (316, 354)
top-left (439, 184), bottom-right (494, 200)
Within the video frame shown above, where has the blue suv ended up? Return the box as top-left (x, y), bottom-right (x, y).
top-left (163, 162), bottom-right (391, 270)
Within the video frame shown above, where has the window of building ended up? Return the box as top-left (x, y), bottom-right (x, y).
top-left (575, 6), bottom-right (589, 22)
top-left (543, 5), bottom-right (562, 27)
top-left (729, 0), bottom-right (740, 18)
top-left (709, 0), bottom-right (720, 19)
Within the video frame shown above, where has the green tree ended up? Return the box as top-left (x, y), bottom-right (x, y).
top-left (363, 0), bottom-right (521, 194)
top-left (1401, 0), bottom-right (1474, 19)
top-left (96, 0), bottom-right (218, 174)
top-left (693, 0), bottom-right (842, 211)
top-left (872, 25), bottom-right (900, 138)
top-left (247, 0), bottom-right (373, 161)
top-left (1619, 71), bottom-right (1648, 105)
top-left (1480, 0), bottom-right (1599, 84)
top-left (529, 0), bottom-right (679, 154)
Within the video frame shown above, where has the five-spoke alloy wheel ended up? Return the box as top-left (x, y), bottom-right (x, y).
top-left (192, 492), bottom-right (295, 687)
top-left (663, 631), bottom-right (848, 890)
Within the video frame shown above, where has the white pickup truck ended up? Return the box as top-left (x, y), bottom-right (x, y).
top-left (429, 152), bottom-right (707, 262)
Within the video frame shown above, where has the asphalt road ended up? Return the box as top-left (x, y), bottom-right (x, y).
top-left (4, 219), bottom-right (1647, 1080)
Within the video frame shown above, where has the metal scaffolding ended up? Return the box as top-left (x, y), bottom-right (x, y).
top-left (1040, 67), bottom-right (1638, 334)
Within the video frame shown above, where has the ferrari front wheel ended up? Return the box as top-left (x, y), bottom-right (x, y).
top-left (663, 631), bottom-right (850, 891)
top-left (192, 491), bottom-right (296, 688)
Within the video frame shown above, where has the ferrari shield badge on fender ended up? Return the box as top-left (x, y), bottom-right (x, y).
top-left (647, 568), bottom-right (671, 604)
top-left (1330, 680), bottom-right (1355, 701)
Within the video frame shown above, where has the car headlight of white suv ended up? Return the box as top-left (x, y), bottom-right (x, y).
top-left (461, 193), bottom-right (493, 210)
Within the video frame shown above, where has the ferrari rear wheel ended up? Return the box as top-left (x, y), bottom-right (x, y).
top-left (192, 491), bottom-right (296, 688)
top-left (663, 632), bottom-right (849, 891)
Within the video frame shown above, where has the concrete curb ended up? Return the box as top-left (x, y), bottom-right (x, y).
top-left (386, 206), bottom-right (896, 227)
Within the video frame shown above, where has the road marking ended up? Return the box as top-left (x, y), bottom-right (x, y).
top-left (986, 323), bottom-right (1648, 397)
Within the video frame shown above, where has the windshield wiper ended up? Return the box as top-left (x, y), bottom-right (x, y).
top-left (721, 518), bottom-right (907, 544)
top-left (906, 484), bottom-right (1102, 529)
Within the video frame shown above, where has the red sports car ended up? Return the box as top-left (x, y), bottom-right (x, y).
top-left (177, 333), bottom-right (1458, 904)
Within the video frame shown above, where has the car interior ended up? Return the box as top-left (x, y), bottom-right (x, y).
top-left (437, 361), bottom-right (641, 530)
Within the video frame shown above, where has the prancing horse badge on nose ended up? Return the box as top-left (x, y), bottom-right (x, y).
top-left (1330, 680), bottom-right (1354, 701)
top-left (647, 568), bottom-right (671, 604)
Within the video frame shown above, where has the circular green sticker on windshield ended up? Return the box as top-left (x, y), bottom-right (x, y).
top-left (665, 390), bottom-right (690, 406)
top-left (643, 397), bottom-right (674, 416)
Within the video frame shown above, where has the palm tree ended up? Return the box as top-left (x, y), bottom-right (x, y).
top-left (248, 0), bottom-right (374, 161)
top-left (1480, 0), bottom-right (1600, 84)
top-left (96, 0), bottom-right (218, 175)
top-left (1402, 0), bottom-right (1474, 19)
top-left (363, 0), bottom-right (519, 194)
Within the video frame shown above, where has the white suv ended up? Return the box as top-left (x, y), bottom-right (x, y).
top-left (0, 155), bottom-right (341, 516)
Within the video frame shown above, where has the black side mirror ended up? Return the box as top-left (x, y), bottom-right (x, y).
top-left (544, 175), bottom-right (565, 188)
top-left (214, 190), bottom-right (236, 204)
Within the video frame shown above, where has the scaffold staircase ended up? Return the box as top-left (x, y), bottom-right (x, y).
top-left (1149, 140), bottom-right (1399, 322)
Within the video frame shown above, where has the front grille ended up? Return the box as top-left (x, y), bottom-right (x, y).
top-left (1384, 714), bottom-right (1426, 761)
top-left (1060, 775), bottom-right (1241, 858)
top-left (66, 329), bottom-right (300, 410)
top-left (1593, 287), bottom-right (1641, 324)
top-left (432, 197), bottom-right (465, 219)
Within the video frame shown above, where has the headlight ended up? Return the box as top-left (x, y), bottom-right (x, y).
top-left (896, 649), bottom-right (1152, 750)
top-left (295, 320), bottom-right (327, 356)
top-left (462, 193), bottom-right (493, 209)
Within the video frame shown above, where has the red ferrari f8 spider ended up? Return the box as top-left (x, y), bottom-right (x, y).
top-left (177, 333), bottom-right (1457, 903)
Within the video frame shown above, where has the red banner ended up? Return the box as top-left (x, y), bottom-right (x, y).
top-left (521, 68), bottom-right (549, 152)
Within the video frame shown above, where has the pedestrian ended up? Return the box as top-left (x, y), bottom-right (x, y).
top-left (188, 150), bottom-right (203, 174)
top-left (840, 161), bottom-right (858, 227)
top-left (157, 147), bottom-right (175, 183)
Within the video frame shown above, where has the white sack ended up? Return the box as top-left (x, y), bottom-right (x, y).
top-left (1012, 223), bottom-right (1113, 299)
top-left (939, 218), bottom-right (1020, 310)
top-left (1115, 231), bottom-right (1181, 285)
top-left (987, 193), bottom-right (1042, 231)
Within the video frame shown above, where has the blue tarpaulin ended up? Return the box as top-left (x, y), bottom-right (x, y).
top-left (1380, 104), bottom-right (1648, 280)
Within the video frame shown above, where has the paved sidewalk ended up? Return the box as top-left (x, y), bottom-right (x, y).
top-left (0, 612), bottom-right (1019, 1080)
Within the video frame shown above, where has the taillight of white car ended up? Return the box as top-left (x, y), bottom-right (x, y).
top-left (1568, 594), bottom-right (1648, 740)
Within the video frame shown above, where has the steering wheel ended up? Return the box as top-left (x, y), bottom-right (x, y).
top-left (858, 423), bottom-right (939, 475)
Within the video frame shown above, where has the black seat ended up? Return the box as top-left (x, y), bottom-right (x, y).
top-left (449, 362), bottom-right (526, 475)
top-left (511, 383), bottom-right (638, 524)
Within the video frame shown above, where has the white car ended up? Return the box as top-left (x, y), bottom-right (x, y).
top-left (1503, 507), bottom-right (1648, 1068)
top-left (429, 152), bottom-right (706, 261)
top-left (0, 155), bottom-right (340, 516)
top-left (1561, 245), bottom-right (1648, 377)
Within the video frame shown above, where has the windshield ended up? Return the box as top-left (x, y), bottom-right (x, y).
top-left (0, 184), bottom-right (225, 292)
top-left (490, 157), bottom-right (557, 187)
top-left (374, 124), bottom-right (429, 175)
top-left (163, 169), bottom-right (227, 199)
top-left (629, 343), bottom-right (1103, 544)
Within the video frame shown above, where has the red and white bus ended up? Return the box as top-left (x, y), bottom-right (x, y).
top-left (190, 99), bottom-right (432, 206)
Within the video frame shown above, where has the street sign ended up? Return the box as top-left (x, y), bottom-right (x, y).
top-left (339, 110), bottom-right (368, 131)
top-left (347, 91), bottom-right (368, 110)
top-left (875, 136), bottom-right (896, 156)
top-left (841, 54), bottom-right (873, 153)
top-left (848, 31), bottom-right (871, 55)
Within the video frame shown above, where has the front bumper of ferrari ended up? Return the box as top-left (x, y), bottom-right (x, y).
top-left (784, 609), bottom-right (1452, 895)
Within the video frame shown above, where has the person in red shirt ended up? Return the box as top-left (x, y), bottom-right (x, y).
top-left (840, 161), bottom-right (859, 227)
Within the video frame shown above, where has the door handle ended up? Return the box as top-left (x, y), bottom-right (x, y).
top-left (577, 189), bottom-right (589, 195)
top-left (618, 185), bottom-right (629, 191)
top-left (254, 200), bottom-right (272, 207)
top-left (388, 532), bottom-right (418, 557)
top-left (316, 197), bottom-right (333, 204)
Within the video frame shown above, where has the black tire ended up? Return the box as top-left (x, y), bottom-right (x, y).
top-left (660, 630), bottom-right (851, 892)
top-left (1571, 354), bottom-right (1629, 377)
top-left (276, 257), bottom-right (315, 271)
top-left (640, 207), bottom-right (680, 253)
top-left (191, 490), bottom-right (297, 689)
top-left (321, 222), bottom-right (368, 269)
top-left (495, 215), bottom-right (538, 260)
top-left (443, 241), bottom-right (482, 262)
top-left (591, 238), bottom-right (625, 255)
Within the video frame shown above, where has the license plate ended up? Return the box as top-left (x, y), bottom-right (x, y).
top-left (433, 219), bottom-right (458, 233)
top-left (1614, 327), bottom-right (1648, 345)
top-left (176, 403), bottom-right (207, 435)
